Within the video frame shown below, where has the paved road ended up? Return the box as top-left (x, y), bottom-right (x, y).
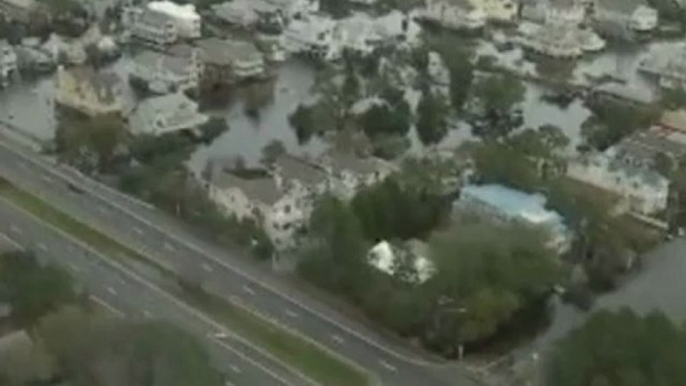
top-left (0, 136), bottom-right (479, 386)
top-left (0, 200), bottom-right (316, 386)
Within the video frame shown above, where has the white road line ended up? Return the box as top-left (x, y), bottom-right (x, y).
top-left (230, 365), bottom-right (242, 374)
top-left (107, 286), bottom-right (118, 296)
top-left (36, 242), bottom-right (48, 252)
top-left (201, 262), bottom-right (213, 272)
top-left (96, 206), bottom-right (109, 215)
top-left (242, 285), bottom-right (255, 295)
top-left (331, 334), bottom-right (345, 344)
top-left (90, 295), bottom-right (125, 318)
top-left (133, 227), bottom-right (144, 235)
top-left (67, 263), bottom-right (81, 273)
top-left (284, 308), bottom-right (299, 318)
top-left (142, 309), bottom-right (152, 318)
top-left (9, 224), bottom-right (21, 235)
top-left (41, 175), bottom-right (53, 183)
top-left (379, 359), bottom-right (397, 373)
top-left (163, 242), bottom-right (176, 252)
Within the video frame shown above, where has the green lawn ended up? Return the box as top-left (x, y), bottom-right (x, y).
top-left (0, 177), bottom-right (372, 386)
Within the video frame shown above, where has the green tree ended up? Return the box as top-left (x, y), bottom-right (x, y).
top-left (38, 307), bottom-right (224, 386)
top-left (351, 177), bottom-right (449, 241)
top-left (581, 100), bottom-right (659, 151)
top-left (423, 221), bottom-right (560, 356)
top-left (0, 252), bottom-right (78, 325)
top-left (416, 88), bottom-right (450, 146)
top-left (360, 103), bottom-right (411, 138)
top-left (297, 196), bottom-right (371, 300)
top-left (470, 73), bottom-right (525, 140)
top-left (260, 139), bottom-right (287, 166)
top-left (661, 87), bottom-right (686, 109)
top-left (546, 309), bottom-right (686, 386)
top-left (55, 115), bottom-right (127, 174)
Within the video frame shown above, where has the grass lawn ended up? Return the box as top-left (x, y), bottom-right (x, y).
top-left (0, 177), bottom-right (372, 386)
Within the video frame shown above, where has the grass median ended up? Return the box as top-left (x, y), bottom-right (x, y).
top-left (0, 177), bottom-right (372, 386)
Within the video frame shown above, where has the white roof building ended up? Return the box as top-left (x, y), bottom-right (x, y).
top-left (368, 240), bottom-right (436, 284)
top-left (128, 93), bottom-right (208, 136)
top-left (147, 0), bottom-right (201, 38)
top-left (455, 184), bottom-right (570, 251)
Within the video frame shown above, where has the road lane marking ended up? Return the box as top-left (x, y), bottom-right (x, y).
top-left (96, 206), bottom-right (109, 215)
top-left (90, 295), bottom-right (125, 318)
top-left (67, 263), bottom-right (81, 273)
top-left (41, 175), bottom-right (53, 183)
top-left (242, 285), bottom-right (255, 295)
top-left (142, 309), bottom-right (152, 318)
top-left (9, 224), bottom-right (21, 235)
top-left (36, 243), bottom-right (48, 252)
top-left (331, 334), bottom-right (345, 344)
top-left (107, 287), bottom-right (118, 296)
top-left (163, 242), bottom-right (176, 252)
top-left (379, 359), bottom-right (397, 372)
top-left (133, 227), bottom-right (144, 235)
top-left (201, 262), bottom-right (213, 272)
top-left (285, 308), bottom-right (299, 318)
top-left (230, 365), bottom-right (242, 374)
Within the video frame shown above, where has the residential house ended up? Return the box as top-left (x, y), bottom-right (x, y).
top-left (125, 8), bottom-right (178, 47)
top-left (319, 151), bottom-right (394, 199)
top-left (567, 153), bottom-right (669, 215)
top-left (608, 126), bottom-right (686, 172)
top-left (418, 0), bottom-right (487, 31)
top-left (590, 83), bottom-right (657, 105)
top-left (0, 330), bottom-right (54, 385)
top-left (639, 46), bottom-right (686, 90)
top-left (195, 38), bottom-right (266, 83)
top-left (282, 15), bottom-right (338, 60)
top-left (128, 92), bottom-right (208, 136)
top-left (660, 109), bottom-right (686, 133)
top-left (0, 40), bottom-right (17, 83)
top-left (368, 240), bottom-right (436, 284)
top-left (516, 22), bottom-right (605, 58)
top-left (591, 0), bottom-right (658, 34)
top-left (54, 66), bottom-right (123, 117)
top-left (147, 0), bottom-right (201, 39)
top-left (454, 184), bottom-right (571, 251)
top-left (206, 161), bottom-right (307, 249)
top-left (468, 0), bottom-right (517, 23)
top-left (131, 49), bottom-right (200, 94)
top-left (212, 0), bottom-right (317, 30)
top-left (273, 153), bottom-right (330, 199)
top-left (521, 0), bottom-right (587, 25)
top-left (0, 0), bottom-right (36, 23)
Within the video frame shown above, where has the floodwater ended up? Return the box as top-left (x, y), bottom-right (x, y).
top-left (516, 237), bottom-right (686, 360)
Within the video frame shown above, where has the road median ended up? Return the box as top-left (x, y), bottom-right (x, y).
top-left (0, 177), bottom-right (373, 386)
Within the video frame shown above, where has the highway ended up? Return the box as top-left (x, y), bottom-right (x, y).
top-left (0, 136), bottom-right (480, 386)
top-left (0, 199), bottom-right (315, 386)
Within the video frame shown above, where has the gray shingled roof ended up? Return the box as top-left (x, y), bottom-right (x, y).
top-left (129, 93), bottom-right (208, 135)
top-left (195, 38), bottom-right (263, 66)
top-left (210, 165), bottom-right (282, 206)
top-left (134, 50), bottom-right (192, 76)
top-left (324, 151), bottom-right (386, 175)
top-left (274, 154), bottom-right (328, 187)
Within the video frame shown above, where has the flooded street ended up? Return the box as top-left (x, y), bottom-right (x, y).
top-left (516, 238), bottom-right (686, 359)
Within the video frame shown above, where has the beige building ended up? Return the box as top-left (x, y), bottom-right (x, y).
top-left (54, 66), bottom-right (122, 117)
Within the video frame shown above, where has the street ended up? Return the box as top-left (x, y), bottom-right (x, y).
top-left (0, 199), bottom-right (314, 386)
top-left (0, 134), bottom-right (479, 386)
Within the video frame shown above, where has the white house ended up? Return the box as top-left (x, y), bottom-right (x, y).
top-left (592, 0), bottom-right (658, 33)
top-left (206, 160), bottom-right (310, 249)
top-left (521, 0), bottom-right (586, 25)
top-left (147, 0), bottom-right (202, 39)
top-left (638, 46), bottom-right (686, 90)
top-left (127, 92), bottom-right (208, 136)
top-left (0, 40), bottom-right (17, 82)
top-left (125, 8), bottom-right (178, 47)
top-left (567, 154), bottom-right (669, 216)
top-left (131, 50), bottom-right (200, 94)
top-left (467, 0), bottom-right (517, 23)
top-left (196, 38), bottom-right (266, 80)
top-left (516, 23), bottom-right (605, 58)
top-left (455, 184), bottom-right (571, 252)
top-left (368, 240), bottom-right (436, 285)
top-left (418, 0), bottom-right (486, 30)
top-left (282, 15), bottom-right (338, 60)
